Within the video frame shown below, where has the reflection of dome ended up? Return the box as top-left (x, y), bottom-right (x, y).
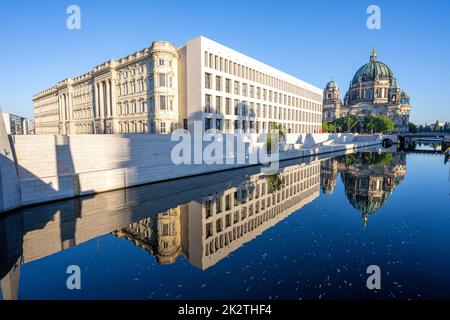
top-left (351, 48), bottom-right (394, 85)
top-left (345, 191), bottom-right (386, 215)
top-left (326, 80), bottom-right (338, 90)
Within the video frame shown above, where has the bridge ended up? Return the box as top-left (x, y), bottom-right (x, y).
top-left (398, 132), bottom-right (450, 152)
top-left (401, 132), bottom-right (450, 140)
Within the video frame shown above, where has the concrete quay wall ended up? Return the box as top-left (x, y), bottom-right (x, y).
top-left (0, 132), bottom-right (391, 212)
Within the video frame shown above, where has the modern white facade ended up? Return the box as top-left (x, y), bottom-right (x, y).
top-left (33, 36), bottom-right (323, 135)
top-left (1, 113), bottom-right (34, 135)
top-left (180, 36), bottom-right (323, 134)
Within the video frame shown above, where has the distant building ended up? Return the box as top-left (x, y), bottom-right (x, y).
top-left (1, 113), bottom-right (34, 135)
top-left (430, 121), bottom-right (446, 130)
top-left (323, 48), bottom-right (411, 133)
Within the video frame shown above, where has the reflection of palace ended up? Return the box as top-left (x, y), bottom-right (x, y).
top-left (1, 158), bottom-right (321, 299)
top-left (113, 162), bottom-right (321, 269)
top-left (321, 152), bottom-right (406, 225)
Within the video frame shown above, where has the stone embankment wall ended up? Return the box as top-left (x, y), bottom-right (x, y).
top-left (0, 123), bottom-right (391, 212)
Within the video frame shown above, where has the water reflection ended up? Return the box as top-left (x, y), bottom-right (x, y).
top-left (0, 147), bottom-right (408, 299)
top-left (321, 152), bottom-right (406, 226)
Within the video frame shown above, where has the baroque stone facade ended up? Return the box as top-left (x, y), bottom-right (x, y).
top-left (33, 36), bottom-right (323, 135)
top-left (33, 41), bottom-right (179, 135)
top-left (323, 49), bottom-right (411, 132)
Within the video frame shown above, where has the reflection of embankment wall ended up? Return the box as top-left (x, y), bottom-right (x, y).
top-left (2, 132), bottom-right (386, 211)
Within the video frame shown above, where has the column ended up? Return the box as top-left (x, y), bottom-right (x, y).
top-left (93, 84), bottom-right (97, 118)
top-left (106, 80), bottom-right (111, 118)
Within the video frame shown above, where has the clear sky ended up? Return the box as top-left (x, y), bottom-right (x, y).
top-left (0, 0), bottom-right (448, 124)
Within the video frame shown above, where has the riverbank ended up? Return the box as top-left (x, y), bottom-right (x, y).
top-left (0, 128), bottom-right (395, 213)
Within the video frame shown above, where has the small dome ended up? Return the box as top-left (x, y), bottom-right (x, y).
top-left (326, 80), bottom-right (338, 90)
top-left (351, 48), bottom-right (394, 85)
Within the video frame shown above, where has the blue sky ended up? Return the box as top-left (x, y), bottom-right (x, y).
top-left (0, 0), bottom-right (448, 124)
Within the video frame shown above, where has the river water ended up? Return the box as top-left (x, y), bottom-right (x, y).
top-left (1, 144), bottom-right (449, 300)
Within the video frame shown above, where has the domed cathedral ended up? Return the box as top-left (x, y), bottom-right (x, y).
top-left (323, 49), bottom-right (411, 132)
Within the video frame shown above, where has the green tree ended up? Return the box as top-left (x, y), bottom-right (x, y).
top-left (361, 152), bottom-right (393, 167)
top-left (335, 115), bottom-right (357, 133)
top-left (266, 123), bottom-right (286, 154)
top-left (363, 115), bottom-right (377, 134)
top-left (322, 121), bottom-right (336, 133)
top-left (265, 174), bottom-right (284, 193)
top-left (376, 115), bottom-right (395, 133)
top-left (408, 122), bottom-right (418, 134)
top-left (363, 115), bottom-right (395, 134)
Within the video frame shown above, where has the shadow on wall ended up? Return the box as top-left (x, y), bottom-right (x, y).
top-left (0, 142), bottom-right (82, 299)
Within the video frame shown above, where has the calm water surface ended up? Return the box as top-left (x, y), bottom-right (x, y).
top-left (1, 146), bottom-right (449, 300)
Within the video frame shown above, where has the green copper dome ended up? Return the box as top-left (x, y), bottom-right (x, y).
top-left (351, 48), bottom-right (393, 85)
top-left (326, 80), bottom-right (338, 90)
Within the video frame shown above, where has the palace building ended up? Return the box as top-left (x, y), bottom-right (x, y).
top-left (33, 36), bottom-right (323, 135)
top-left (322, 49), bottom-right (411, 132)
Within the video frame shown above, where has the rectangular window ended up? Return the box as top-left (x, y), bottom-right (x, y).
top-left (225, 79), bottom-right (231, 93)
top-left (205, 118), bottom-right (212, 131)
top-left (158, 73), bottom-right (166, 87)
top-left (225, 119), bottom-right (231, 133)
top-left (225, 214), bottom-right (231, 228)
top-left (216, 96), bottom-right (222, 114)
top-left (159, 59), bottom-right (164, 66)
top-left (216, 198), bottom-right (222, 213)
top-left (216, 219), bottom-right (222, 233)
top-left (159, 95), bottom-right (166, 110)
top-left (206, 223), bottom-right (212, 239)
top-left (242, 83), bottom-right (247, 97)
top-left (216, 76), bottom-right (222, 91)
top-left (205, 73), bottom-right (212, 89)
top-left (160, 122), bottom-right (166, 133)
top-left (234, 120), bottom-right (240, 131)
top-left (216, 119), bottom-right (222, 132)
top-left (205, 94), bottom-right (212, 113)
top-left (225, 98), bottom-right (231, 115)
top-left (234, 81), bottom-right (240, 95)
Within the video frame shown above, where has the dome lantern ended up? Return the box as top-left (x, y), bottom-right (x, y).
top-left (370, 48), bottom-right (377, 61)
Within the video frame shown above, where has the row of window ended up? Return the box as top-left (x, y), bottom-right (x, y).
top-left (118, 120), bottom-right (177, 134)
top-left (118, 65), bottom-right (146, 80)
top-left (204, 172), bottom-right (320, 240)
top-left (118, 80), bottom-right (146, 96)
top-left (205, 73), bottom-right (321, 112)
top-left (117, 101), bottom-right (148, 115)
top-left (204, 51), bottom-right (322, 103)
top-left (204, 94), bottom-right (321, 123)
top-left (204, 118), bottom-right (321, 134)
top-left (204, 187), bottom-right (318, 257)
